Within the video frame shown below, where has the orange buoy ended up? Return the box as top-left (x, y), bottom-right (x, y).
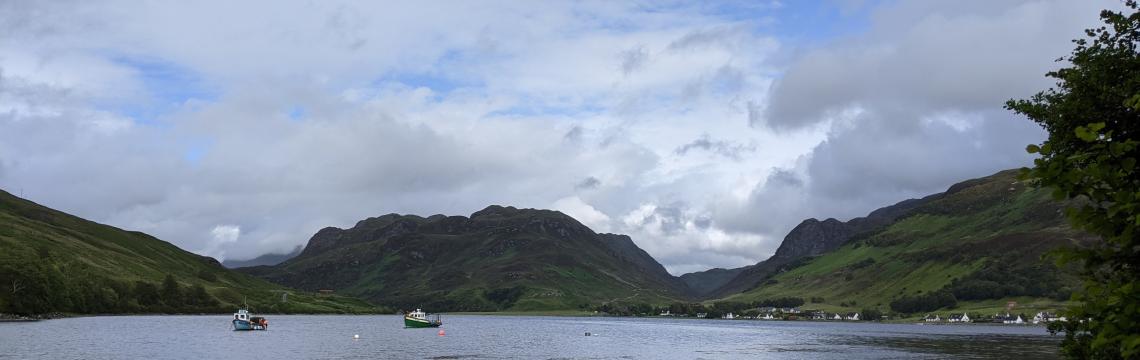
top-left (438, 329), bottom-right (445, 336)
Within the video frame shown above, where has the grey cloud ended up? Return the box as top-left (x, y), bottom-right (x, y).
top-left (619, 46), bottom-right (648, 75)
top-left (667, 26), bottom-right (747, 52)
top-left (722, 0), bottom-right (1105, 241)
top-left (674, 134), bottom-right (755, 159)
top-left (764, 0), bottom-right (1107, 131)
top-left (575, 176), bottom-right (601, 190)
top-left (563, 125), bottom-right (583, 142)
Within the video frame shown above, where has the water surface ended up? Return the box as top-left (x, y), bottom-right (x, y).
top-left (0, 315), bottom-right (1060, 359)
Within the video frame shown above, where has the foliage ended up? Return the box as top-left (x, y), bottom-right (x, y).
top-left (753, 297), bottom-right (805, 308)
top-left (946, 261), bottom-right (1071, 302)
top-left (861, 308), bottom-right (883, 321)
top-left (888, 290), bottom-right (957, 314)
top-left (1005, 2), bottom-right (1140, 358)
top-left (485, 286), bottom-right (527, 309)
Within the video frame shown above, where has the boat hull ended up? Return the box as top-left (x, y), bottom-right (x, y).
top-left (404, 316), bottom-right (441, 328)
top-left (233, 319), bottom-right (266, 331)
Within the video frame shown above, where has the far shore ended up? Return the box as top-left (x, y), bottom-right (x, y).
top-left (1, 311), bottom-right (1049, 329)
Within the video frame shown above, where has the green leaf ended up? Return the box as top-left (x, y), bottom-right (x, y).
top-left (1026, 144), bottom-right (1041, 154)
top-left (1076, 126), bottom-right (1097, 142)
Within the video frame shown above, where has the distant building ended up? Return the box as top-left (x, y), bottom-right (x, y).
top-left (659, 310), bottom-right (671, 316)
top-left (844, 312), bottom-right (860, 321)
top-left (723, 312), bottom-right (736, 320)
top-left (317, 289), bottom-right (334, 296)
top-left (996, 313), bottom-right (1026, 324)
top-left (760, 313), bottom-right (775, 320)
top-left (924, 314), bottom-right (941, 322)
top-left (1033, 312), bottom-right (1065, 324)
top-left (948, 313), bottom-right (971, 323)
top-left (807, 310), bottom-right (827, 320)
top-left (832, 313), bottom-right (843, 321)
top-left (696, 313), bottom-right (707, 318)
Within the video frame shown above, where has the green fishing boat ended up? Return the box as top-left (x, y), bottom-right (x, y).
top-left (404, 309), bottom-right (442, 328)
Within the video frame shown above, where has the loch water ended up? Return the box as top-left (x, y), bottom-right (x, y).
top-left (0, 315), bottom-right (1060, 359)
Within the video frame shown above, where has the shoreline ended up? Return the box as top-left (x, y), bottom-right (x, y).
top-left (0, 311), bottom-right (1050, 328)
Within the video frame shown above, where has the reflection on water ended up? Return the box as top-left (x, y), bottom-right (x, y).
top-left (0, 315), bottom-right (1059, 359)
top-left (840, 332), bottom-right (1060, 359)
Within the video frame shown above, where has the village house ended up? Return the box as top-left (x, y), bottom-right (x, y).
top-left (948, 313), bottom-right (971, 323)
top-left (659, 310), bottom-right (671, 316)
top-left (924, 314), bottom-right (941, 322)
top-left (832, 313), bottom-right (843, 321)
top-left (995, 313), bottom-right (1026, 324)
top-left (722, 312), bottom-right (736, 320)
top-left (695, 313), bottom-right (707, 318)
top-left (1032, 312), bottom-right (1065, 324)
top-left (781, 307), bottom-right (802, 314)
top-left (760, 312), bottom-right (775, 320)
top-left (844, 312), bottom-right (860, 321)
top-left (805, 310), bottom-right (827, 320)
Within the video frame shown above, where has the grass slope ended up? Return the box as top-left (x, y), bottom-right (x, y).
top-left (0, 189), bottom-right (379, 315)
top-left (721, 170), bottom-right (1087, 317)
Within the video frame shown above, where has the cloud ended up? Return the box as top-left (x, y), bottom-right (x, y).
top-left (202, 225), bottom-right (240, 261)
top-left (0, 0), bottom-right (1118, 276)
top-left (552, 196), bottom-right (611, 232)
top-left (0, 1), bottom-right (789, 273)
top-left (718, 0), bottom-right (1116, 241)
top-left (674, 134), bottom-right (756, 159)
top-left (619, 46), bottom-right (649, 75)
top-left (575, 176), bottom-right (601, 190)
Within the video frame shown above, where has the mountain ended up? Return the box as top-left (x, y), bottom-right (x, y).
top-left (708, 195), bottom-right (935, 298)
top-left (240, 205), bottom-right (690, 311)
top-left (679, 267), bottom-right (743, 298)
top-left (715, 169), bottom-right (1088, 315)
top-left (0, 189), bottom-right (377, 316)
top-left (222, 246), bottom-right (302, 268)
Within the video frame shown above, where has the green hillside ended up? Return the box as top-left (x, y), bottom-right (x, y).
top-left (0, 189), bottom-right (380, 316)
top-left (719, 170), bottom-right (1088, 317)
top-left (241, 206), bottom-right (690, 311)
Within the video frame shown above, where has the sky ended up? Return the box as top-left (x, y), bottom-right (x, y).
top-left (0, 0), bottom-right (1121, 275)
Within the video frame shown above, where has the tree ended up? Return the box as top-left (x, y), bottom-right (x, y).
top-left (160, 275), bottom-right (183, 308)
top-left (134, 281), bottom-right (161, 308)
top-left (861, 308), bottom-right (883, 322)
top-left (1005, 2), bottom-right (1140, 358)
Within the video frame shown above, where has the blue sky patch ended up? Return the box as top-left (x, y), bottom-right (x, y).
top-left (106, 55), bottom-right (220, 124)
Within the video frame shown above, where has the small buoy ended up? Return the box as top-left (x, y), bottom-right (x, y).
top-left (585, 332), bottom-right (591, 336)
top-left (438, 329), bottom-right (445, 336)
top-left (353, 334), bottom-right (359, 340)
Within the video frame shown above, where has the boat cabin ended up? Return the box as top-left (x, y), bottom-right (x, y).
top-left (408, 309), bottom-right (428, 320)
top-left (234, 309), bottom-right (250, 322)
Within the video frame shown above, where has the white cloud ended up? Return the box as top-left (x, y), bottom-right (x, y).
top-left (0, 0), bottom-right (1119, 275)
top-left (203, 225), bottom-right (241, 261)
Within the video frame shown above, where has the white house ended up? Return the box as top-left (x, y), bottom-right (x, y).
top-left (948, 313), bottom-right (971, 323)
top-left (924, 314), bottom-right (941, 322)
top-left (1003, 314), bottom-right (1025, 324)
top-left (832, 313), bottom-right (843, 321)
top-left (760, 313), bottom-right (775, 320)
top-left (1033, 312), bottom-right (1065, 324)
top-left (845, 313), bottom-right (860, 321)
top-left (659, 310), bottom-right (671, 316)
top-left (695, 313), bottom-right (707, 318)
top-left (723, 312), bottom-right (735, 320)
